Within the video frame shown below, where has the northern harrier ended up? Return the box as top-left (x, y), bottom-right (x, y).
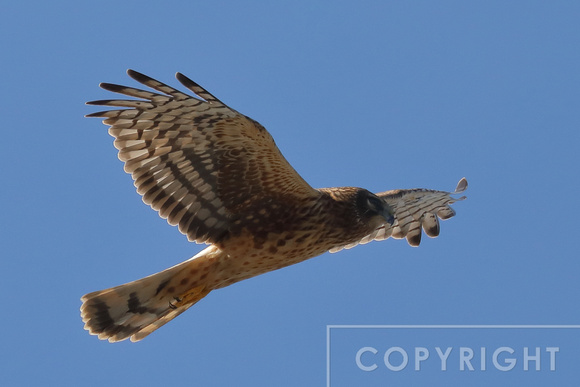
top-left (81, 70), bottom-right (467, 342)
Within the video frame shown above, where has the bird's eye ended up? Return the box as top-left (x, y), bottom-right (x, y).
top-left (366, 195), bottom-right (383, 213)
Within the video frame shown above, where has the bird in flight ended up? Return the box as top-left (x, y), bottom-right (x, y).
top-left (81, 70), bottom-right (467, 342)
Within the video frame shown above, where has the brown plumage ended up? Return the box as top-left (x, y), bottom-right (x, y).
top-left (81, 70), bottom-right (467, 342)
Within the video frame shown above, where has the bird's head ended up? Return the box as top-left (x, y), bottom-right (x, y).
top-left (356, 189), bottom-right (395, 226)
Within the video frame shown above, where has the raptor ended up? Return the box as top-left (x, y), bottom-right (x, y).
top-left (81, 70), bottom-right (467, 342)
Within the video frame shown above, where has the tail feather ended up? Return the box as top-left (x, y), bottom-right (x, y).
top-left (81, 246), bottom-right (220, 342)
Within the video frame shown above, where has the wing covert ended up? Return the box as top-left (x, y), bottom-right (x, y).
top-left (87, 70), bottom-right (317, 244)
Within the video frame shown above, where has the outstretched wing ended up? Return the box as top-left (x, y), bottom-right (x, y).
top-left (87, 70), bottom-right (317, 244)
top-left (330, 178), bottom-right (467, 252)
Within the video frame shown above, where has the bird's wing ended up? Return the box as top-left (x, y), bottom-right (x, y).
top-left (329, 178), bottom-right (467, 252)
top-left (87, 70), bottom-right (318, 244)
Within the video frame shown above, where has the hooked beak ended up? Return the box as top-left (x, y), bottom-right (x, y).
top-left (383, 204), bottom-right (395, 226)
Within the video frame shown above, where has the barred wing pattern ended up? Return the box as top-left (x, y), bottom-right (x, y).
top-left (87, 70), bottom-right (317, 244)
top-left (82, 70), bottom-right (468, 343)
top-left (329, 178), bottom-right (467, 252)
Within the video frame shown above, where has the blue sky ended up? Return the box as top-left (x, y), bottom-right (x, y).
top-left (2, 1), bottom-right (579, 386)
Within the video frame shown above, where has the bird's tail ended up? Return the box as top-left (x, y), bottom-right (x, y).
top-left (80, 246), bottom-right (222, 342)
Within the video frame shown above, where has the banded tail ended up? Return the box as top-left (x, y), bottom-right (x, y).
top-left (80, 246), bottom-right (221, 342)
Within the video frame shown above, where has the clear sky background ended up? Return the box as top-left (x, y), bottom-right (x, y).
top-left (2, 1), bottom-right (579, 386)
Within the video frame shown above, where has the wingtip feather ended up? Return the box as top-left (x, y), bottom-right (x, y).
top-left (99, 82), bottom-right (128, 93)
top-left (455, 177), bottom-right (468, 194)
top-left (126, 69), bottom-right (151, 83)
top-left (176, 72), bottom-right (203, 93)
